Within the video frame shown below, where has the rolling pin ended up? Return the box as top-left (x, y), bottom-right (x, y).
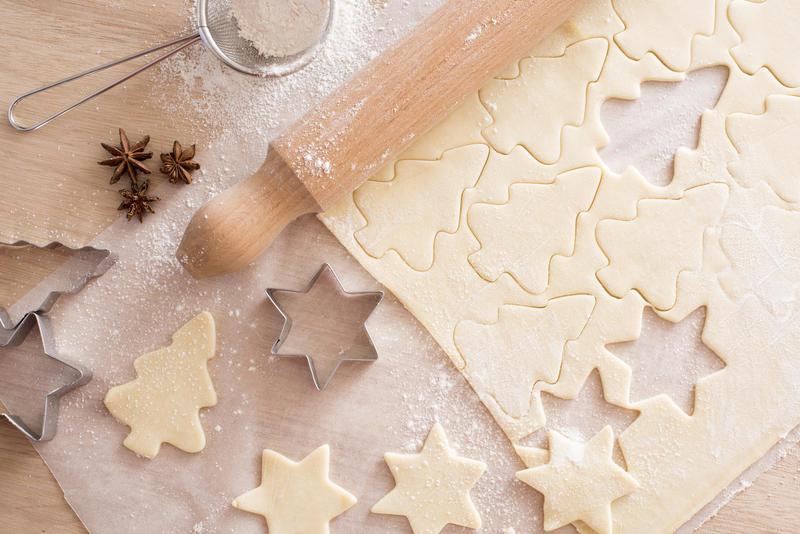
top-left (178, 0), bottom-right (583, 279)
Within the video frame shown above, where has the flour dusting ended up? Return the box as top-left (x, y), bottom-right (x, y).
top-left (231, 0), bottom-right (330, 58)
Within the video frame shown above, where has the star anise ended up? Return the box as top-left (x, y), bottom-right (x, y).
top-left (160, 140), bottom-right (200, 184)
top-left (98, 128), bottom-right (152, 184)
top-left (118, 180), bottom-right (159, 223)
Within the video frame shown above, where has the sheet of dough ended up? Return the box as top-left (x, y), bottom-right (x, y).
top-left (320, 0), bottom-right (800, 531)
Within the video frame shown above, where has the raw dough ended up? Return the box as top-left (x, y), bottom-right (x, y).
top-left (517, 427), bottom-right (637, 534)
top-left (104, 312), bottom-right (217, 458)
top-left (231, 0), bottom-right (330, 58)
top-left (233, 444), bottom-right (356, 533)
top-left (319, 0), bottom-right (800, 531)
top-left (729, 0), bottom-right (800, 88)
top-left (372, 422), bottom-right (486, 534)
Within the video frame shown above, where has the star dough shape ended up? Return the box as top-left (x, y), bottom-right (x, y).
top-left (267, 264), bottom-right (383, 390)
top-left (372, 422), bottom-right (486, 534)
top-left (104, 312), bottom-right (217, 458)
top-left (233, 444), bottom-right (357, 534)
top-left (516, 426), bottom-right (638, 534)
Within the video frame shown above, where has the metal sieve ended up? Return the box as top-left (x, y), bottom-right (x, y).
top-left (7, 0), bottom-right (334, 132)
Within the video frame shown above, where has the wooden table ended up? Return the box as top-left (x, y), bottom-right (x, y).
top-left (1, 1), bottom-right (799, 532)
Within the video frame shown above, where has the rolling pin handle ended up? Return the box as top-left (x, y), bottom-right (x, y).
top-left (177, 146), bottom-right (320, 279)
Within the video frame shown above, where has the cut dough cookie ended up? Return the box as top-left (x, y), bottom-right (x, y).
top-left (233, 444), bottom-right (356, 534)
top-left (480, 38), bottom-right (608, 162)
top-left (613, 0), bottom-right (715, 72)
top-left (454, 295), bottom-right (595, 422)
top-left (729, 0), bottom-right (800, 88)
top-left (596, 183), bottom-right (729, 310)
top-left (468, 167), bottom-right (601, 294)
top-left (104, 312), bottom-right (217, 458)
top-left (355, 144), bottom-right (489, 271)
top-left (372, 422), bottom-right (486, 534)
top-left (727, 95), bottom-right (800, 203)
top-left (516, 426), bottom-right (637, 534)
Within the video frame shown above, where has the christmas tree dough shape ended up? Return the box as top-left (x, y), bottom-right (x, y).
top-left (104, 311), bottom-right (217, 458)
top-left (233, 444), bottom-right (357, 534)
top-left (372, 422), bottom-right (486, 534)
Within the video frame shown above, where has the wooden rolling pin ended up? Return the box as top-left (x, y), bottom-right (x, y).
top-left (178, 0), bottom-right (583, 279)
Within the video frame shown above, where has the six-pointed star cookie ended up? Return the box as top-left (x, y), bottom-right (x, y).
top-left (267, 264), bottom-right (383, 390)
top-left (233, 444), bottom-right (357, 534)
top-left (372, 422), bottom-right (486, 534)
top-left (516, 426), bottom-right (637, 534)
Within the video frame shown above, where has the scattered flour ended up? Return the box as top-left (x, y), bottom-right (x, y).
top-left (231, 0), bottom-right (331, 58)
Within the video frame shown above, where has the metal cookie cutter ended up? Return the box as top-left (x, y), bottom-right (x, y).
top-left (0, 240), bottom-right (116, 329)
top-left (0, 241), bottom-right (115, 440)
top-left (0, 313), bottom-right (92, 441)
top-left (266, 264), bottom-right (383, 390)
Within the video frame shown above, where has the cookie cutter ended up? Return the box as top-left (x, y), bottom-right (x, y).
top-left (0, 240), bottom-right (115, 440)
top-left (0, 240), bottom-right (116, 330)
top-left (266, 264), bottom-right (383, 390)
top-left (0, 312), bottom-right (92, 441)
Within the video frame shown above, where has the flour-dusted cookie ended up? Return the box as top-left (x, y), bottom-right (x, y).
top-left (104, 312), bottom-right (217, 458)
top-left (517, 426), bottom-right (637, 534)
top-left (233, 444), bottom-right (356, 534)
top-left (372, 422), bottom-right (486, 534)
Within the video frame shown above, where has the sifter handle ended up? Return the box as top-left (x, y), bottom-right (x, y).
top-left (8, 34), bottom-right (200, 132)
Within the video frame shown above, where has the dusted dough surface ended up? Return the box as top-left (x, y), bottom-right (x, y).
top-left (104, 312), bottom-right (217, 458)
top-left (233, 444), bottom-right (357, 534)
top-left (372, 422), bottom-right (486, 534)
top-left (320, 0), bottom-right (800, 531)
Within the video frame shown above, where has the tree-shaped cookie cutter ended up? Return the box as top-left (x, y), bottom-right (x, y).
top-left (0, 240), bottom-right (115, 440)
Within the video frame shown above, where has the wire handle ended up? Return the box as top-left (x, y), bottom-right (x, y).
top-left (8, 34), bottom-right (201, 132)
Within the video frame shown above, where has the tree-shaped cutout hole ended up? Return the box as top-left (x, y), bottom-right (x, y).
top-left (599, 66), bottom-right (728, 185)
top-left (608, 306), bottom-right (726, 415)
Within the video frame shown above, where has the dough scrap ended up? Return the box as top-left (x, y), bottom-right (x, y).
top-left (468, 167), bottom-right (601, 294)
top-left (480, 38), bottom-right (608, 162)
top-left (104, 312), bottom-right (217, 458)
top-left (372, 422), bottom-right (486, 534)
top-left (355, 144), bottom-right (489, 270)
top-left (233, 444), bottom-right (356, 534)
top-left (727, 95), bottom-right (800, 203)
top-left (613, 0), bottom-right (715, 71)
top-left (729, 0), bottom-right (800, 88)
top-left (517, 427), bottom-right (637, 534)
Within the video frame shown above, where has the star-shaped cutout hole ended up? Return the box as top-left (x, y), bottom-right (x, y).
top-left (372, 422), bottom-right (486, 534)
top-left (0, 313), bottom-right (90, 441)
top-left (530, 369), bottom-right (639, 466)
top-left (516, 426), bottom-right (638, 534)
top-left (233, 444), bottom-right (357, 533)
top-left (607, 306), bottom-right (726, 415)
top-left (266, 264), bottom-right (383, 390)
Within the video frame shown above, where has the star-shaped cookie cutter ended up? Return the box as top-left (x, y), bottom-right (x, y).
top-left (0, 240), bottom-right (114, 440)
top-left (0, 312), bottom-right (92, 441)
top-left (266, 264), bottom-right (383, 390)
